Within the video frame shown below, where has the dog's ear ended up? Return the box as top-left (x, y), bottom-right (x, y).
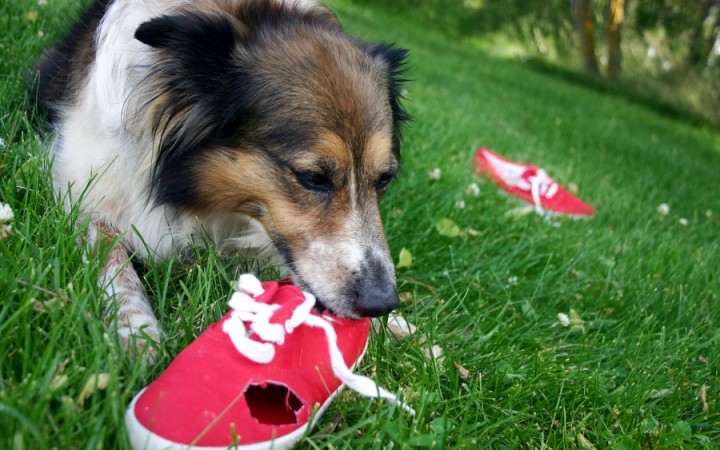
top-left (135, 13), bottom-right (253, 207)
top-left (135, 12), bottom-right (243, 76)
top-left (135, 15), bottom-right (180, 48)
top-left (368, 43), bottom-right (411, 156)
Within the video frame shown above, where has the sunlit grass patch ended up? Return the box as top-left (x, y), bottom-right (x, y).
top-left (2, 0), bottom-right (719, 448)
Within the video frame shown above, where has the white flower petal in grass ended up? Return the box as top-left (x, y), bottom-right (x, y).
top-left (657, 203), bottom-right (670, 215)
top-left (0, 203), bottom-right (13, 222)
top-left (454, 199), bottom-right (465, 210)
top-left (0, 203), bottom-right (13, 239)
top-left (557, 312), bottom-right (571, 327)
top-left (679, 218), bottom-right (688, 226)
top-left (706, 210), bottom-right (713, 218)
top-left (428, 167), bottom-right (442, 180)
top-left (507, 276), bottom-right (518, 286)
top-left (466, 182), bottom-right (480, 197)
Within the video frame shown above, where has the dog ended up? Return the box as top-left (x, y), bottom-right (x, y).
top-left (32, 0), bottom-right (409, 353)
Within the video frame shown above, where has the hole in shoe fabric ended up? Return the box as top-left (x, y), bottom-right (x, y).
top-left (245, 382), bottom-right (304, 425)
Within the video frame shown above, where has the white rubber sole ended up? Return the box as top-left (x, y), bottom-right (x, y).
top-left (125, 340), bottom-right (369, 450)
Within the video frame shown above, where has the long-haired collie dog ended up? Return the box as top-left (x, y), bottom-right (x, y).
top-left (33, 0), bottom-right (409, 355)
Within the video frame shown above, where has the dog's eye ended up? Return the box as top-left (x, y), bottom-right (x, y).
top-left (376, 172), bottom-right (396, 191)
top-left (295, 170), bottom-right (333, 193)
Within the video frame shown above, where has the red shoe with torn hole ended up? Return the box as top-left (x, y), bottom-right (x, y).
top-left (474, 147), bottom-right (595, 218)
top-left (125, 274), bottom-right (412, 450)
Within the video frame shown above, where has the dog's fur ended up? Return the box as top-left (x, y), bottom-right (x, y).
top-left (33, 0), bottom-right (408, 350)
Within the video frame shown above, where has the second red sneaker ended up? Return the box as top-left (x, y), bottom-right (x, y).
top-left (474, 147), bottom-right (594, 217)
top-left (126, 274), bottom-right (412, 450)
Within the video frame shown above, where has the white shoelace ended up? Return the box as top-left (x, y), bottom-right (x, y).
top-left (516, 169), bottom-right (559, 216)
top-left (222, 274), bottom-right (415, 415)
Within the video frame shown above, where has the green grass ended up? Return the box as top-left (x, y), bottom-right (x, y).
top-left (2, 0), bottom-right (720, 448)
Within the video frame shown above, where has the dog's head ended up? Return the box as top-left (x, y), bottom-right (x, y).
top-left (135, 1), bottom-right (409, 317)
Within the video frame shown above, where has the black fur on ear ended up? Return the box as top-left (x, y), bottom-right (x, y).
top-left (368, 43), bottom-right (411, 158)
top-left (135, 12), bottom-right (244, 77)
top-left (134, 12), bottom-right (260, 208)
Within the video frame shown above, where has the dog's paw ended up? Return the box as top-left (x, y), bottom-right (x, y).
top-left (118, 324), bottom-right (161, 363)
top-left (115, 304), bottom-right (161, 362)
top-left (109, 288), bottom-right (162, 362)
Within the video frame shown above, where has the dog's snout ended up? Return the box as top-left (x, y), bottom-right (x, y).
top-left (354, 260), bottom-right (399, 317)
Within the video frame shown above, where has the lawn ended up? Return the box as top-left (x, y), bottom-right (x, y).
top-left (2, 0), bottom-right (719, 448)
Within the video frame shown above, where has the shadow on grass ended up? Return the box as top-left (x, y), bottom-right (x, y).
top-left (524, 57), bottom-right (718, 131)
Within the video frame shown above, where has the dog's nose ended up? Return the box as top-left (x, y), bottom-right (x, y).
top-left (354, 263), bottom-right (399, 317)
top-left (356, 283), bottom-right (399, 317)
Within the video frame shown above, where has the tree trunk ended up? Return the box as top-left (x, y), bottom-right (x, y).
top-left (571, 0), bottom-right (599, 76)
top-left (607, 0), bottom-right (626, 78)
top-left (688, 0), bottom-right (716, 66)
top-left (705, 4), bottom-right (720, 66)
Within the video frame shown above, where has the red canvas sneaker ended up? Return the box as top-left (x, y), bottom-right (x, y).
top-left (126, 274), bottom-right (412, 450)
top-left (474, 147), bottom-right (594, 217)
